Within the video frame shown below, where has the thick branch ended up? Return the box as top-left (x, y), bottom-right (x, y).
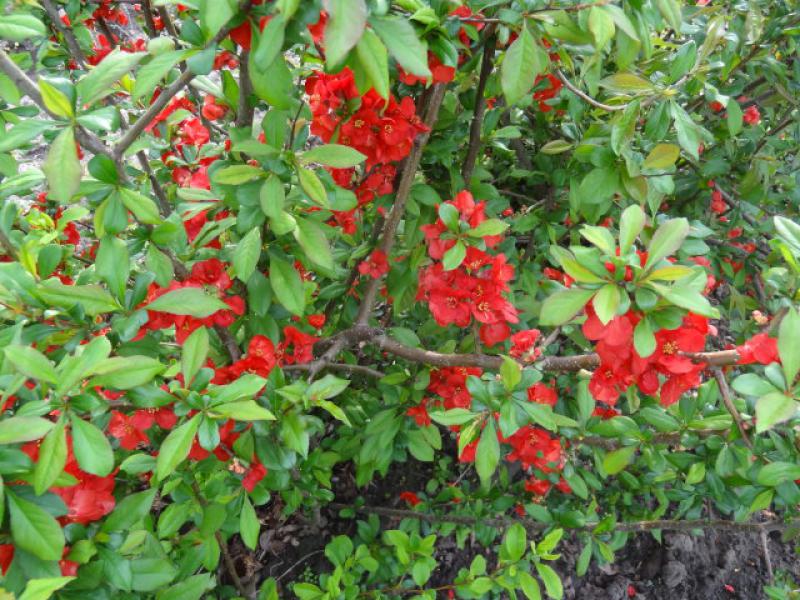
top-left (312, 326), bottom-right (741, 372)
top-left (330, 503), bottom-right (799, 535)
top-left (235, 50), bottom-right (255, 129)
top-left (462, 27), bottom-right (496, 183)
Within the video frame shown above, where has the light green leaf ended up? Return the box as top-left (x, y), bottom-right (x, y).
top-left (294, 217), bottom-right (334, 272)
top-left (618, 204), bottom-right (645, 253)
top-left (475, 418), bottom-right (500, 486)
top-left (779, 307), bottom-right (800, 386)
top-left (643, 143), bottom-right (680, 170)
top-left (240, 495), bottom-right (259, 550)
top-left (37, 280), bottom-right (121, 315)
top-left (156, 414), bottom-right (201, 480)
top-left (39, 80), bottom-right (73, 118)
top-left (0, 417), bottom-right (55, 445)
top-left (502, 26), bottom-right (547, 105)
top-left (145, 287), bottom-right (229, 317)
top-left (18, 576), bottom-right (76, 600)
top-left (70, 415), bottom-right (114, 477)
top-left (182, 326), bottom-right (209, 385)
top-left (89, 356), bottom-right (166, 389)
top-left (301, 144), bottom-right (367, 168)
top-left (593, 284), bottom-right (620, 325)
top-left (644, 217), bottom-right (689, 269)
top-left (0, 14), bottom-right (47, 41)
top-left (234, 228), bottom-right (262, 282)
top-left (369, 16), bottom-right (431, 78)
top-left (755, 392), bottom-right (797, 433)
top-left (588, 6), bottom-right (615, 49)
top-left (269, 254), bottom-right (305, 315)
top-left (7, 489), bottom-right (65, 561)
top-left (213, 164), bottom-right (264, 185)
top-left (297, 167), bottom-right (329, 207)
top-left (602, 445), bottom-right (636, 475)
top-left (324, 0), bottom-right (367, 66)
top-left (4, 345), bottom-right (58, 384)
top-left (442, 240), bottom-right (466, 271)
top-left (119, 188), bottom-right (162, 224)
top-left (538, 289), bottom-right (595, 326)
top-left (78, 50), bottom-right (145, 106)
top-left (33, 419), bottom-right (67, 495)
top-left (43, 127), bottom-right (81, 203)
top-left (133, 50), bottom-right (186, 100)
top-left (356, 29), bottom-right (390, 99)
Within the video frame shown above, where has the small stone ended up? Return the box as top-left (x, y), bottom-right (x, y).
top-left (663, 561), bottom-right (688, 588)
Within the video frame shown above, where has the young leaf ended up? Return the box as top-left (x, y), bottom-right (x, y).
top-left (779, 307), bottom-right (800, 386)
top-left (294, 217), bottom-right (334, 272)
top-left (240, 494), bottom-right (259, 550)
top-left (77, 50), bottom-right (145, 106)
top-left (300, 144), bottom-right (367, 168)
top-left (755, 392), bottom-right (797, 433)
top-left (4, 345), bottom-right (58, 384)
top-left (297, 167), bottom-right (329, 207)
top-left (602, 445), bottom-right (636, 475)
top-left (356, 29), bottom-right (390, 99)
top-left (644, 217), bottom-right (689, 270)
top-left (643, 143), bottom-right (680, 170)
top-left (618, 204), bottom-right (645, 253)
top-left (0, 417), bottom-right (55, 445)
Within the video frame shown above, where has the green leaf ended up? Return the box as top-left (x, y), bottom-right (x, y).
top-left (7, 489), bottom-right (65, 561)
top-left (306, 374), bottom-right (350, 401)
top-left (619, 204), bottom-right (645, 253)
top-left (501, 26), bottom-right (547, 105)
top-left (535, 562), bottom-right (563, 600)
top-left (297, 167), bottom-right (329, 207)
top-left (779, 308), bottom-right (800, 386)
top-left (656, 0), bottom-right (682, 32)
top-left (661, 286), bottom-right (719, 318)
top-left (580, 226), bottom-right (616, 256)
top-left (538, 289), bottom-right (595, 326)
top-left (633, 318), bottom-right (656, 357)
top-left (519, 571), bottom-right (542, 600)
top-left (213, 401), bottom-right (275, 421)
top-left (602, 445), bottom-right (636, 475)
top-left (502, 523), bottom-right (527, 562)
top-left (70, 415), bottom-right (114, 477)
top-left (644, 218), bottom-right (689, 270)
top-left (102, 488), bottom-right (157, 531)
top-left (369, 16), bottom-right (431, 78)
top-left (96, 235), bottom-right (130, 301)
top-left (78, 50), bottom-right (145, 106)
top-left (240, 495), bottom-right (259, 550)
top-left (588, 6), bottom-right (615, 49)
top-left (324, 0), bottom-right (367, 67)
top-left (0, 417), bottom-right (55, 444)
top-left (133, 50), bottom-right (186, 100)
top-left (89, 356), bottom-right (166, 389)
top-left (260, 174), bottom-right (285, 219)
top-left (213, 164), bottom-right (264, 185)
top-left (182, 326), bottom-right (209, 386)
top-left (599, 72), bottom-right (654, 93)
top-left (0, 120), bottom-right (55, 153)
top-left (0, 14), bottom-right (47, 41)
top-left (301, 144), bottom-right (367, 168)
top-left (145, 287), bottom-right (229, 317)
top-left (252, 15), bottom-right (286, 71)
top-left (727, 100), bottom-right (743, 136)
top-left (732, 374), bottom-right (779, 397)
top-left (467, 219), bottom-right (509, 238)
top-left (540, 140), bottom-right (573, 155)
top-left (156, 414), bottom-right (202, 480)
top-left (643, 143), bottom-right (680, 170)
top-left (37, 279), bottom-right (121, 315)
top-left (18, 576), bottom-right (76, 600)
top-left (475, 418), bottom-right (500, 486)
top-left (755, 392), bottom-right (797, 433)
top-left (442, 240), bottom-right (466, 271)
top-left (33, 419), bottom-right (67, 495)
top-left (234, 228), bottom-right (262, 282)
top-left (269, 254), bottom-right (305, 316)
top-left (670, 102), bottom-right (703, 161)
top-left (199, 0), bottom-right (233, 38)
top-left (356, 29), bottom-right (390, 99)
top-left (156, 574), bottom-right (214, 600)
top-left (4, 345), bottom-right (58, 384)
top-left (39, 80), bottom-right (73, 118)
top-left (43, 127), bottom-right (81, 203)
top-left (119, 188), bottom-right (162, 224)
top-left (593, 284), bottom-right (620, 325)
top-left (500, 356), bottom-right (521, 392)
top-left (294, 217), bottom-right (334, 271)
top-left (756, 461), bottom-right (800, 486)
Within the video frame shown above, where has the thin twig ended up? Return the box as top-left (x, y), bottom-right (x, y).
top-left (555, 68), bottom-right (626, 112)
top-left (283, 363), bottom-right (384, 378)
top-left (713, 367), bottom-right (754, 451)
top-left (275, 549), bottom-right (324, 582)
top-left (41, 0), bottom-right (87, 68)
top-left (753, 111), bottom-right (796, 155)
top-left (761, 528), bottom-right (775, 584)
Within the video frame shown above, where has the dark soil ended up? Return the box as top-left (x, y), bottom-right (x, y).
top-left (240, 456), bottom-right (800, 599)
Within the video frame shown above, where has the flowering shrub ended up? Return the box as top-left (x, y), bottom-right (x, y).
top-left (0, 0), bottom-right (799, 598)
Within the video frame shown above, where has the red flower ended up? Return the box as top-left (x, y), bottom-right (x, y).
top-left (130, 406), bottom-right (177, 431)
top-left (0, 545), bottom-right (13, 575)
top-left (358, 250), bottom-right (390, 279)
top-left (709, 101), bottom-right (724, 112)
top-left (406, 400), bottom-right (432, 427)
top-left (307, 11), bottom-right (327, 44)
top-left (479, 322), bottom-right (511, 346)
top-left (527, 383), bottom-right (557, 407)
top-left (108, 411), bottom-right (149, 450)
top-left (743, 105), bottom-right (761, 125)
top-left (307, 314), bottom-right (326, 329)
top-left (242, 459), bottom-right (267, 491)
top-left (510, 329), bottom-right (541, 361)
top-left (399, 491), bottom-right (421, 506)
top-left (278, 326), bottom-right (318, 365)
top-left (525, 477), bottom-right (551, 496)
top-left (53, 441), bottom-right (116, 525)
top-left (737, 333), bottom-right (779, 365)
top-left (201, 95), bottom-right (228, 121)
